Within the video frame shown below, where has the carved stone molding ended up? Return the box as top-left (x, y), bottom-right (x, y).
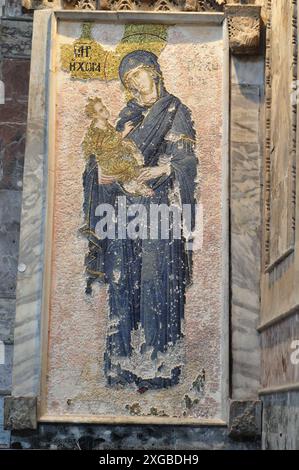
top-left (22, 1), bottom-right (263, 54)
top-left (21, 1), bottom-right (264, 59)
top-left (225, 4), bottom-right (261, 55)
top-left (263, 0), bottom-right (297, 271)
top-left (22, 0), bottom-right (227, 12)
top-left (185, 0), bottom-right (225, 11)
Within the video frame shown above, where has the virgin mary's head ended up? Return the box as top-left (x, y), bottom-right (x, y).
top-left (119, 50), bottom-right (164, 106)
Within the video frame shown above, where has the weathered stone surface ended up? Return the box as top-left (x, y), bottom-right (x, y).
top-left (261, 313), bottom-right (299, 389)
top-left (172, 425), bottom-right (259, 450)
top-left (0, 99), bottom-right (28, 124)
top-left (231, 143), bottom-right (261, 399)
top-left (4, 0), bottom-right (24, 16)
top-left (0, 59), bottom-right (29, 190)
top-left (4, 397), bottom-right (37, 430)
top-left (10, 423), bottom-right (260, 449)
top-left (11, 10), bottom-right (51, 399)
top-left (231, 56), bottom-right (264, 86)
top-left (0, 125), bottom-right (26, 190)
top-left (225, 5), bottom-right (261, 55)
top-left (22, 0), bottom-right (227, 12)
top-left (262, 392), bottom-right (299, 450)
top-left (0, 344), bottom-right (13, 394)
top-left (0, 190), bottom-right (22, 297)
top-left (264, 0), bottom-right (296, 269)
top-left (229, 400), bottom-right (262, 439)
top-left (231, 85), bottom-right (260, 144)
top-left (0, 19), bottom-right (32, 59)
top-left (0, 397), bottom-right (10, 449)
top-left (1, 59), bottom-right (30, 101)
top-left (230, 60), bottom-right (262, 402)
top-left (22, 0), bottom-right (65, 9)
top-left (0, 298), bottom-right (16, 344)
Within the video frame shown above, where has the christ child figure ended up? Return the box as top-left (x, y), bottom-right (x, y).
top-left (82, 97), bottom-right (153, 197)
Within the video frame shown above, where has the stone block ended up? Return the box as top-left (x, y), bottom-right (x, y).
top-left (262, 392), bottom-right (299, 450)
top-left (231, 56), bottom-right (264, 86)
top-left (225, 5), bottom-right (261, 55)
top-left (231, 85), bottom-right (260, 144)
top-left (0, 190), bottom-right (22, 297)
top-left (0, 298), bottom-right (16, 344)
top-left (0, 60), bottom-right (29, 190)
top-left (0, 124), bottom-right (26, 190)
top-left (10, 423), bottom-right (260, 450)
top-left (4, 397), bottom-right (37, 430)
top-left (229, 400), bottom-right (262, 439)
top-left (0, 397), bottom-right (10, 448)
top-left (1, 59), bottom-right (31, 101)
top-left (5, 0), bottom-right (24, 16)
top-left (1, 19), bottom-right (32, 59)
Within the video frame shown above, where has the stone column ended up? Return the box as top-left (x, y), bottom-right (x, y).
top-left (0, 0), bottom-right (33, 447)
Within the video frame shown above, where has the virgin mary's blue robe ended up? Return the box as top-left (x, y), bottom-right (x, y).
top-left (81, 51), bottom-right (197, 390)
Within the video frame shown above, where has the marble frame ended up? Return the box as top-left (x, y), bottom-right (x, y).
top-left (10, 9), bottom-right (230, 426)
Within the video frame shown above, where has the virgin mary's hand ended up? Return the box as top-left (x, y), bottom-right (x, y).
top-left (122, 122), bottom-right (134, 138)
top-left (137, 164), bottom-right (171, 183)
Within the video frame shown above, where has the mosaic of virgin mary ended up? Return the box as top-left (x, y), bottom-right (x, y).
top-left (81, 50), bottom-right (198, 391)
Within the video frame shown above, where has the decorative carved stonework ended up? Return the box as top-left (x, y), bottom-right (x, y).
top-left (22, 0), bottom-right (227, 12)
top-left (196, 0), bottom-right (225, 11)
top-left (263, 0), bottom-right (297, 271)
top-left (76, 0), bottom-right (97, 9)
top-left (22, 0), bottom-right (62, 9)
top-left (225, 4), bottom-right (261, 55)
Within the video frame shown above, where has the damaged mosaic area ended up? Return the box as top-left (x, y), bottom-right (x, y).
top-left (44, 21), bottom-right (225, 421)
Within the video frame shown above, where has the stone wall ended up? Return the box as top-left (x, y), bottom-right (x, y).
top-left (262, 392), bottom-right (299, 449)
top-left (9, 423), bottom-right (260, 450)
top-left (0, 1), bottom-right (32, 447)
top-left (259, 0), bottom-right (299, 450)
